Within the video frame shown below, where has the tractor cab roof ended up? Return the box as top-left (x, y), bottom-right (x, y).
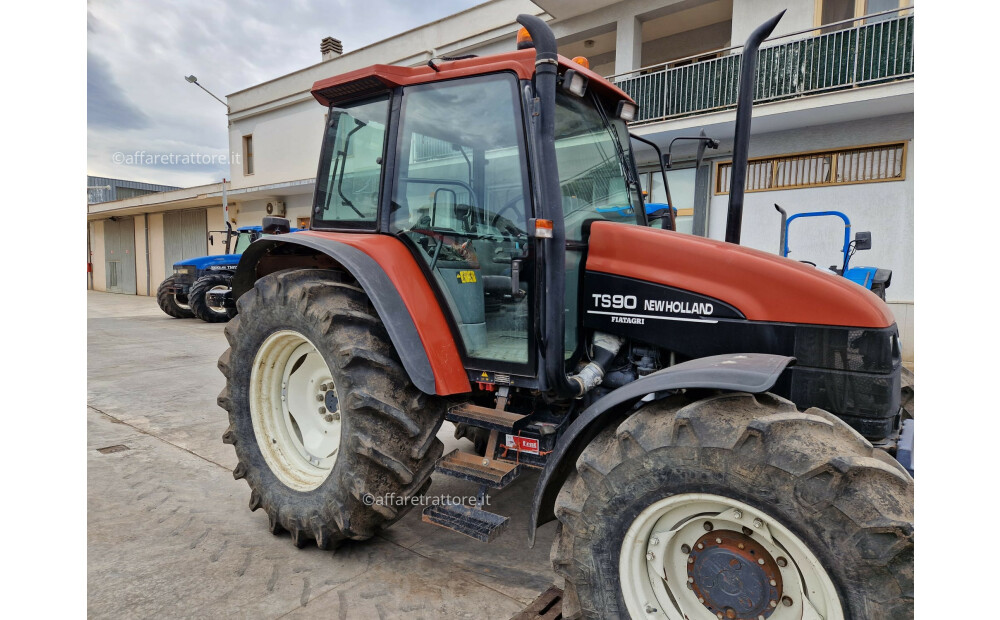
top-left (311, 49), bottom-right (634, 111)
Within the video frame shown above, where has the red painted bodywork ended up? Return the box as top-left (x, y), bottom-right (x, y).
top-left (311, 50), bottom-right (634, 109)
top-left (298, 231), bottom-right (471, 395)
top-left (586, 222), bottom-right (895, 328)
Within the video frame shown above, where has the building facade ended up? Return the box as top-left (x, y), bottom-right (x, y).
top-left (87, 0), bottom-right (914, 359)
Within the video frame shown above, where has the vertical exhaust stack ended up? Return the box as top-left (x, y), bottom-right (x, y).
top-left (724, 11), bottom-right (784, 245)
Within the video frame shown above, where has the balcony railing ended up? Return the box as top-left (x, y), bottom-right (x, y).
top-left (611, 8), bottom-right (914, 125)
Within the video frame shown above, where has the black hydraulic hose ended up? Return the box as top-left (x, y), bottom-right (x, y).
top-left (725, 11), bottom-right (784, 245)
top-left (516, 14), bottom-right (576, 399)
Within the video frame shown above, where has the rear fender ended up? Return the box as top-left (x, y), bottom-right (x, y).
top-left (232, 232), bottom-right (470, 396)
top-left (528, 353), bottom-right (794, 545)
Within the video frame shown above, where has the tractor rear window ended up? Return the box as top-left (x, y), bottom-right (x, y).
top-left (313, 95), bottom-right (389, 228)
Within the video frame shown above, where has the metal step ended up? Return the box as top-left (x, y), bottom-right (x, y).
top-left (446, 403), bottom-right (527, 433)
top-left (421, 503), bottom-right (509, 543)
top-left (435, 449), bottom-right (522, 489)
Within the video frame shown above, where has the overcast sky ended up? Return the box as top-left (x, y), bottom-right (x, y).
top-left (88, 0), bottom-right (483, 188)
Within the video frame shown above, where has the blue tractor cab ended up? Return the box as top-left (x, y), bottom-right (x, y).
top-left (775, 204), bottom-right (892, 299)
top-left (157, 222), bottom-right (295, 322)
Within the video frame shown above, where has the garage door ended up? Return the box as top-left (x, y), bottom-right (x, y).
top-left (163, 209), bottom-right (207, 269)
top-left (104, 217), bottom-right (137, 294)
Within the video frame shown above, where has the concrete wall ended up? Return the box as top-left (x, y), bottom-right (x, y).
top-left (731, 0), bottom-right (815, 43)
top-left (148, 213), bottom-right (166, 291)
top-left (234, 194), bottom-right (314, 230)
top-left (206, 206), bottom-right (227, 256)
top-left (229, 103), bottom-right (327, 189)
top-left (134, 215), bottom-right (149, 296)
top-left (642, 20), bottom-right (731, 66)
top-left (90, 220), bottom-right (106, 292)
top-left (704, 113), bottom-right (914, 359)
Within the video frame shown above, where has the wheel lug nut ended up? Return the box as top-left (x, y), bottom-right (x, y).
top-left (769, 600), bottom-right (777, 608)
top-left (715, 538), bottom-right (722, 544)
top-left (697, 543), bottom-right (704, 550)
top-left (782, 596), bottom-right (793, 606)
top-left (645, 604), bottom-right (657, 614)
top-left (317, 393), bottom-right (324, 401)
top-left (703, 521), bottom-right (714, 531)
top-left (646, 552), bottom-right (655, 561)
top-left (318, 407), bottom-right (326, 414)
top-left (753, 518), bottom-right (763, 529)
top-left (325, 414), bottom-right (334, 423)
top-left (681, 544), bottom-right (691, 554)
top-left (769, 579), bottom-right (777, 586)
top-left (733, 509), bottom-right (742, 519)
top-left (649, 537), bottom-right (659, 546)
top-left (758, 558), bottom-right (766, 565)
top-left (776, 556), bottom-right (788, 567)
top-left (687, 557), bottom-right (694, 564)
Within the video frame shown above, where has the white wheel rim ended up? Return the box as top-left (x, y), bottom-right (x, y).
top-left (175, 294), bottom-right (190, 310)
top-left (619, 493), bottom-right (842, 620)
top-left (206, 284), bottom-right (230, 314)
top-left (250, 330), bottom-right (341, 491)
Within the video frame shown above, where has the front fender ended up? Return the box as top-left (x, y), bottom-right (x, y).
top-left (528, 353), bottom-right (794, 545)
top-left (232, 231), bottom-right (470, 396)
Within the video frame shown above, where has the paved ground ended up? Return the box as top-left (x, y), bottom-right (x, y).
top-left (88, 291), bottom-right (558, 619)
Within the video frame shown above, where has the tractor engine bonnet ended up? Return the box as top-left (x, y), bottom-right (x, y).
top-left (584, 222), bottom-right (901, 439)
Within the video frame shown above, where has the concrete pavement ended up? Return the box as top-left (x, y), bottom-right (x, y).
top-left (87, 291), bottom-right (557, 618)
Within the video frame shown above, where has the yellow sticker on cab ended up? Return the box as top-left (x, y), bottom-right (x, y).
top-left (457, 270), bottom-right (477, 284)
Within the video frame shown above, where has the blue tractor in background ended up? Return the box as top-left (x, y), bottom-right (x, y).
top-left (157, 221), bottom-right (295, 322)
top-left (775, 204), bottom-right (893, 300)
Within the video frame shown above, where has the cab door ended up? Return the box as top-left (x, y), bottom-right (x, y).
top-left (387, 73), bottom-right (535, 377)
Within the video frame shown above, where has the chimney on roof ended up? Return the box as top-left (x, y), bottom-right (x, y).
top-left (321, 37), bottom-right (343, 61)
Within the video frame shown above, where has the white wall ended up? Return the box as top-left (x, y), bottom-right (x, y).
top-left (229, 103), bottom-right (327, 190)
top-left (704, 113), bottom-right (914, 359)
top-left (731, 0), bottom-right (815, 43)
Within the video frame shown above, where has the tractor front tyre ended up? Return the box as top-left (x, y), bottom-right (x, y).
top-left (551, 392), bottom-right (913, 620)
top-left (218, 269), bottom-right (446, 549)
top-left (156, 276), bottom-right (194, 318)
top-left (190, 273), bottom-right (234, 323)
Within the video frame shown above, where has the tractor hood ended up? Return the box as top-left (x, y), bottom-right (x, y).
top-left (585, 221), bottom-right (895, 329)
top-left (174, 254), bottom-right (242, 271)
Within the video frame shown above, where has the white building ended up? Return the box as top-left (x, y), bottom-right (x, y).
top-left (88, 0), bottom-right (914, 360)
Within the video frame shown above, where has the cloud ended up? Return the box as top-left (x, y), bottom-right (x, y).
top-left (87, 52), bottom-right (150, 130)
top-left (87, 0), bottom-right (484, 187)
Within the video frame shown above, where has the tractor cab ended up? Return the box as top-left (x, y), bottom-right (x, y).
top-left (308, 46), bottom-right (646, 381)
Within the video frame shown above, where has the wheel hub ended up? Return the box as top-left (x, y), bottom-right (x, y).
top-left (688, 530), bottom-right (782, 620)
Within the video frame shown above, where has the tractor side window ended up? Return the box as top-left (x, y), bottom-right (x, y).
top-left (313, 95), bottom-right (389, 228)
top-left (233, 232), bottom-right (256, 254)
top-left (390, 73), bottom-right (532, 367)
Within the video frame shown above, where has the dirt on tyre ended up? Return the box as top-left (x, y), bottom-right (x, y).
top-left (190, 273), bottom-right (234, 323)
top-left (218, 268), bottom-right (446, 549)
top-left (551, 391), bottom-right (913, 620)
top-left (157, 276), bottom-right (194, 318)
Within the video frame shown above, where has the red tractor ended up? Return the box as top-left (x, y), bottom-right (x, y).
top-left (218, 13), bottom-right (912, 619)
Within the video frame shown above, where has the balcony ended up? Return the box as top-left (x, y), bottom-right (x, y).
top-left (611, 9), bottom-right (914, 126)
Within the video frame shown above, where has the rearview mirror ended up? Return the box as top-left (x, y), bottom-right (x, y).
top-left (854, 231), bottom-right (872, 251)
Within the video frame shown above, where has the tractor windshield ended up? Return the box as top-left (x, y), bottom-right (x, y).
top-left (554, 91), bottom-right (642, 240)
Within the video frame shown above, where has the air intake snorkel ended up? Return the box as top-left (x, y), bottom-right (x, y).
top-left (725, 11), bottom-right (785, 244)
top-left (516, 14), bottom-right (579, 400)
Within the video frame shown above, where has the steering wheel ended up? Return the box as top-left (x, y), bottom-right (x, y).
top-left (490, 195), bottom-right (525, 234)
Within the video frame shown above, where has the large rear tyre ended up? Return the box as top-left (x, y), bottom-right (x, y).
top-left (156, 276), bottom-right (194, 318)
top-left (218, 269), bottom-right (446, 549)
top-left (551, 392), bottom-right (913, 619)
top-left (190, 273), bottom-right (233, 323)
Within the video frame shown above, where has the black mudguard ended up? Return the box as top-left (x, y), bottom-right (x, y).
top-left (528, 353), bottom-right (795, 545)
top-left (231, 233), bottom-right (438, 395)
